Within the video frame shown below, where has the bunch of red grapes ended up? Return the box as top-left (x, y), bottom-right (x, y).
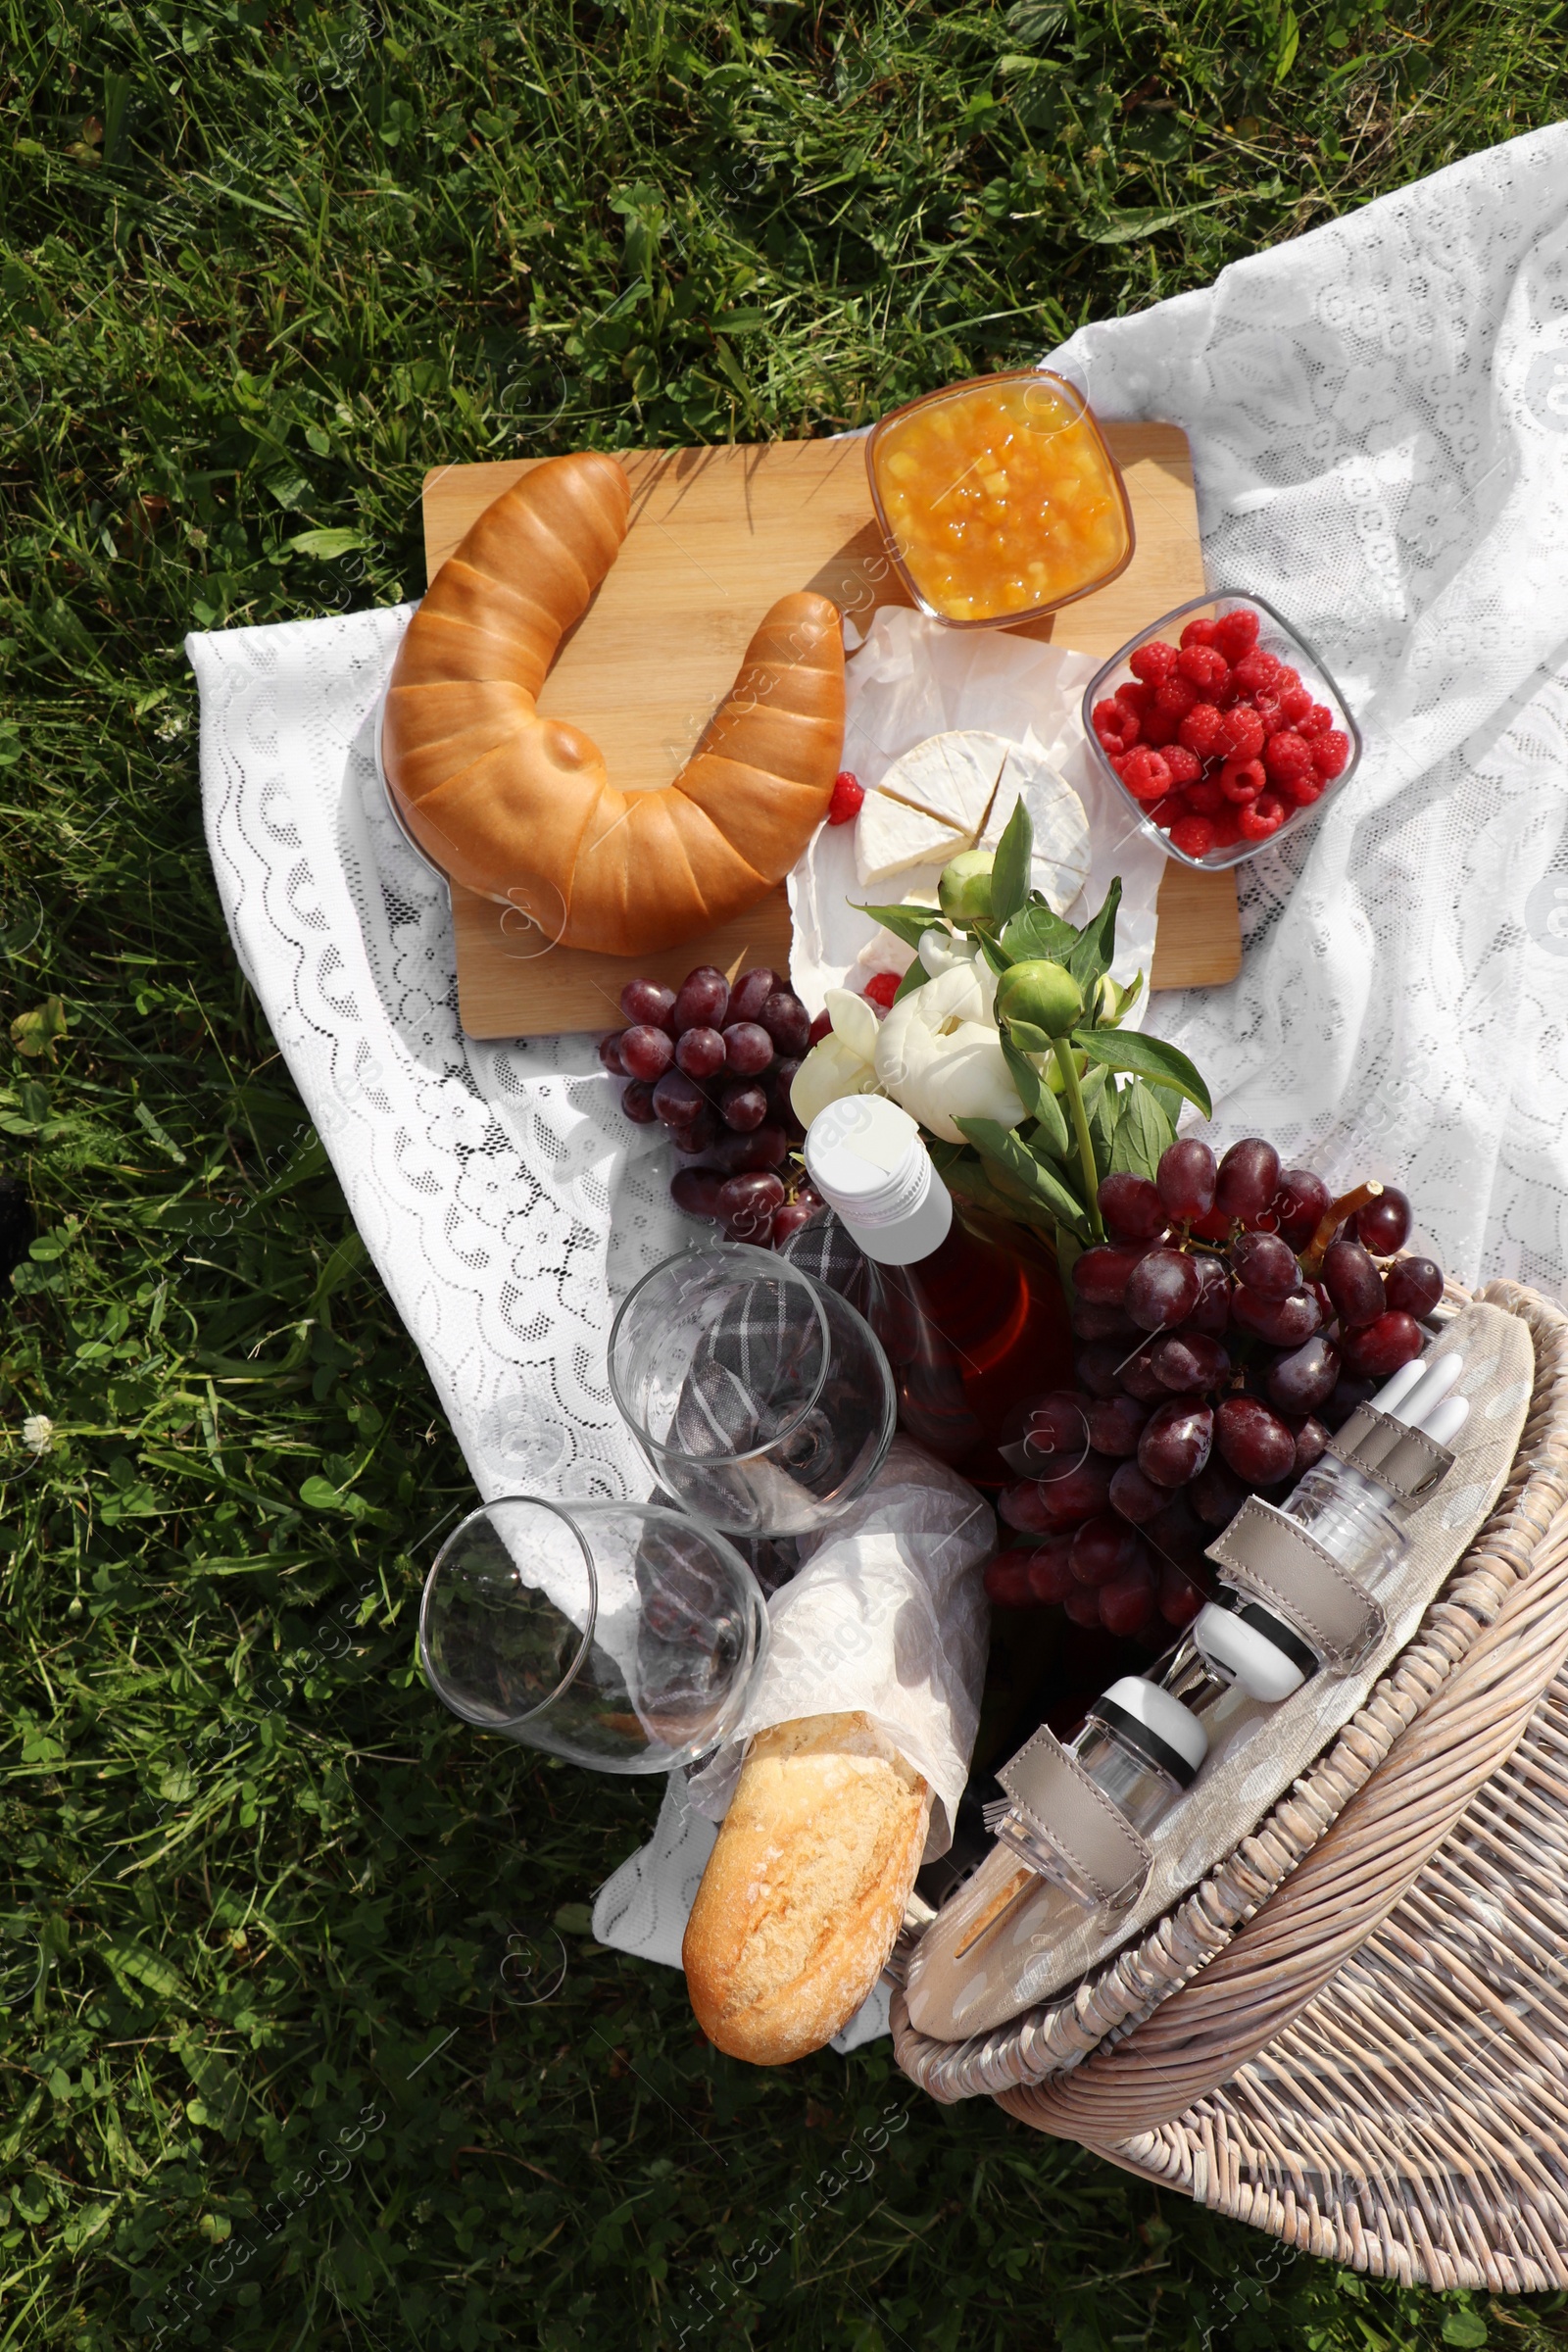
top-left (984, 1135), bottom-right (1446, 1643)
top-left (1092, 607), bottom-right (1352, 858)
top-left (601, 964), bottom-right (825, 1248)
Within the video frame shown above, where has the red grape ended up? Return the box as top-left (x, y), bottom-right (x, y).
top-left (1216, 1138), bottom-right (1282, 1223)
top-left (671, 1166), bottom-right (726, 1220)
top-left (598, 1032), bottom-right (627, 1076)
top-left (1124, 1248), bottom-right (1202, 1332)
top-left (1189, 1205), bottom-right (1233, 1244)
top-left (1158, 1559), bottom-right (1207, 1628)
top-left (1324, 1374), bottom-right (1377, 1431)
top-left (1353, 1187), bottom-right (1412, 1256)
top-left (1098, 1172), bottom-right (1167, 1242)
top-left (1063, 1585), bottom-right (1103, 1629)
top-left (1071, 1514), bottom-right (1142, 1587)
top-left (1100, 1557), bottom-right (1158, 1637)
top-left (675, 1025), bottom-right (727, 1080)
top-left (619, 978), bottom-right (677, 1029)
top-left (1017, 1391), bottom-right (1094, 1461)
top-left (652, 1069), bottom-right (706, 1128)
top-left (671, 965), bottom-right (731, 1036)
top-left (1386, 1256), bottom-right (1445, 1317)
top-left (999, 1455), bottom-right (1113, 1534)
top-left (1085, 1394), bottom-right (1149, 1457)
top-left (1075, 1341), bottom-right (1126, 1400)
top-left (1185, 1256), bottom-right (1233, 1334)
top-left (767, 1058), bottom-right (803, 1128)
top-left (620, 1080), bottom-right (658, 1124)
top-left (1145, 1492), bottom-right (1208, 1569)
top-left (1149, 1330), bottom-right (1230, 1394)
top-left (717, 1171), bottom-right (785, 1241)
top-left (1074, 1243), bottom-right (1149, 1304)
top-left (1266, 1333), bottom-right (1341, 1413)
top-left (719, 1082), bottom-right (769, 1133)
top-left (985, 1552), bottom-right (1039, 1608)
top-left (1138, 1398), bottom-right (1214, 1488)
top-left (1027, 1538), bottom-right (1078, 1604)
top-left (727, 967), bottom-right (781, 1025)
top-left (759, 990), bottom-right (811, 1057)
top-left (621, 1022), bottom-right (675, 1081)
top-left (770, 1200), bottom-right (819, 1248)
top-left (1191, 1457), bottom-right (1249, 1528)
top-left (1072, 1298), bottom-right (1139, 1341)
top-left (1341, 1310), bottom-right (1424, 1378)
top-left (1230, 1285), bottom-right (1323, 1345)
top-left (1156, 1138), bottom-right (1217, 1220)
top-left (1118, 1347), bottom-right (1170, 1403)
top-left (1322, 1237), bottom-right (1386, 1328)
top-left (709, 1124), bottom-right (788, 1174)
top-left (722, 1021), bottom-right (776, 1076)
top-left (1229, 1231), bottom-right (1298, 1300)
top-left (1290, 1414), bottom-right (1330, 1474)
top-left (1216, 1396), bottom-right (1296, 1485)
top-left (669, 1105), bottom-right (721, 1155)
top-left (1276, 1167), bottom-right (1332, 1249)
top-left (1109, 1460), bottom-right (1168, 1524)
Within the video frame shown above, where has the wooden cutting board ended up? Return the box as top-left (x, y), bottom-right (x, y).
top-left (417, 432), bottom-right (1241, 1038)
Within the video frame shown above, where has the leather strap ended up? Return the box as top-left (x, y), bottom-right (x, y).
top-left (1325, 1403), bottom-right (1456, 1505)
top-left (997, 1727), bottom-right (1152, 1909)
top-left (1204, 1494), bottom-right (1384, 1668)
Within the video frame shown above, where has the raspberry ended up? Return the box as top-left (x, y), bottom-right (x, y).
top-left (1208, 809), bottom-right (1243, 850)
top-left (1185, 779), bottom-right (1224, 816)
top-left (1120, 747), bottom-right (1173, 803)
top-left (1169, 814), bottom-right (1216, 858)
top-left (1115, 678), bottom-right (1153, 717)
top-left (1178, 701), bottom-right (1226, 758)
top-left (1252, 691), bottom-right (1291, 737)
top-left (1213, 607), bottom-right (1261, 662)
top-left (1281, 770), bottom-right (1325, 806)
top-left (1217, 703), bottom-right (1264, 760)
top-left (1106, 752), bottom-right (1129, 777)
top-left (1149, 792), bottom-right (1186, 829)
top-left (1218, 758), bottom-right (1266, 803)
top-left (1232, 648), bottom-right (1283, 696)
top-left (1142, 707), bottom-right (1180, 748)
top-left (1263, 731), bottom-right (1314, 785)
top-left (1177, 643), bottom-right (1230, 695)
top-left (827, 769), bottom-right (865, 824)
top-left (1298, 703), bottom-right (1335, 740)
top-left (1163, 744), bottom-right (1202, 785)
top-left (1238, 793), bottom-right (1288, 841)
top-left (1093, 698), bottom-right (1139, 753)
top-left (1179, 616), bottom-right (1220, 651)
top-left (1274, 665), bottom-right (1303, 699)
top-left (1155, 674), bottom-right (1200, 718)
top-left (1278, 681), bottom-right (1313, 724)
top-left (862, 970), bottom-right (901, 1009)
top-left (1128, 639), bottom-right (1179, 684)
top-left (1312, 729), bottom-right (1351, 780)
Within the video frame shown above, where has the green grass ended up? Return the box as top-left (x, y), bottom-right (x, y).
top-left (3, 1), bottom-right (1568, 2345)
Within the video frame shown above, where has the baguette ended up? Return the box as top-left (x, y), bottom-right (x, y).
top-left (682, 1712), bottom-right (931, 2066)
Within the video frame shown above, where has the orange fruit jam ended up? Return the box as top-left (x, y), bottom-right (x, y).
top-left (870, 376), bottom-right (1131, 623)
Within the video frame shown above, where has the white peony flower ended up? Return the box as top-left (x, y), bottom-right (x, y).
top-left (873, 961), bottom-right (1027, 1145)
top-left (789, 989), bottom-right (884, 1128)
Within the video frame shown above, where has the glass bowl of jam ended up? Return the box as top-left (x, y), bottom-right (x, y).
top-left (1081, 591), bottom-right (1362, 870)
top-left (865, 368), bottom-right (1134, 629)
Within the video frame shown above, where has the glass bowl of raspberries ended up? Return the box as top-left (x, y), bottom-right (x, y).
top-left (1083, 592), bottom-right (1361, 869)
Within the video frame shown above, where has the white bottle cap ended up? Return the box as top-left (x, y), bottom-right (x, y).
top-left (1193, 1600), bottom-right (1309, 1702)
top-left (1095, 1675), bottom-right (1209, 1781)
top-left (804, 1096), bottom-right (954, 1266)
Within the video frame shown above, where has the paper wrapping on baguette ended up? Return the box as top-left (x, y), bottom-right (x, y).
top-left (682, 1711), bottom-right (931, 2065)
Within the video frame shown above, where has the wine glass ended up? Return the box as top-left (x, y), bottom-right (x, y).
top-left (607, 1241), bottom-right (896, 1539)
top-left (418, 1494), bottom-right (768, 1774)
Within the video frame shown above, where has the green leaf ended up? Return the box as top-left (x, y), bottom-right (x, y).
top-left (1149, 1081), bottom-right (1184, 1128)
top-left (1075, 1029), bottom-right (1213, 1117)
top-left (954, 1118), bottom-right (1092, 1240)
top-left (1001, 901), bottom-right (1078, 965)
top-left (101, 1940), bottom-right (195, 2006)
top-left (1085, 195), bottom-right (1231, 245)
top-left (853, 902), bottom-right (939, 951)
top-left (1108, 1079), bottom-right (1177, 1182)
top-left (1000, 1037), bottom-right (1046, 1120)
top-left (285, 526), bottom-right (367, 559)
top-left (989, 797), bottom-right (1033, 927)
top-left (1440, 2315), bottom-right (1489, 2349)
top-left (892, 958), bottom-right (929, 1004)
top-left (1005, 1018), bottom-right (1054, 1056)
top-left (1086, 1074), bottom-right (1118, 1180)
top-left (1066, 880), bottom-right (1121, 992)
top-left (973, 929), bottom-right (1012, 978)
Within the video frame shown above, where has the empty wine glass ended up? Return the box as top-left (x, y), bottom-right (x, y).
top-left (418, 1494), bottom-right (767, 1773)
top-left (608, 1241), bottom-right (896, 1538)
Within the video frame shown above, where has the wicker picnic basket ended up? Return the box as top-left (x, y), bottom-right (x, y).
top-left (894, 1278), bottom-right (1568, 2291)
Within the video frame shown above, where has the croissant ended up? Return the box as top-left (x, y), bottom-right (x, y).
top-left (382, 451), bottom-right (845, 956)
